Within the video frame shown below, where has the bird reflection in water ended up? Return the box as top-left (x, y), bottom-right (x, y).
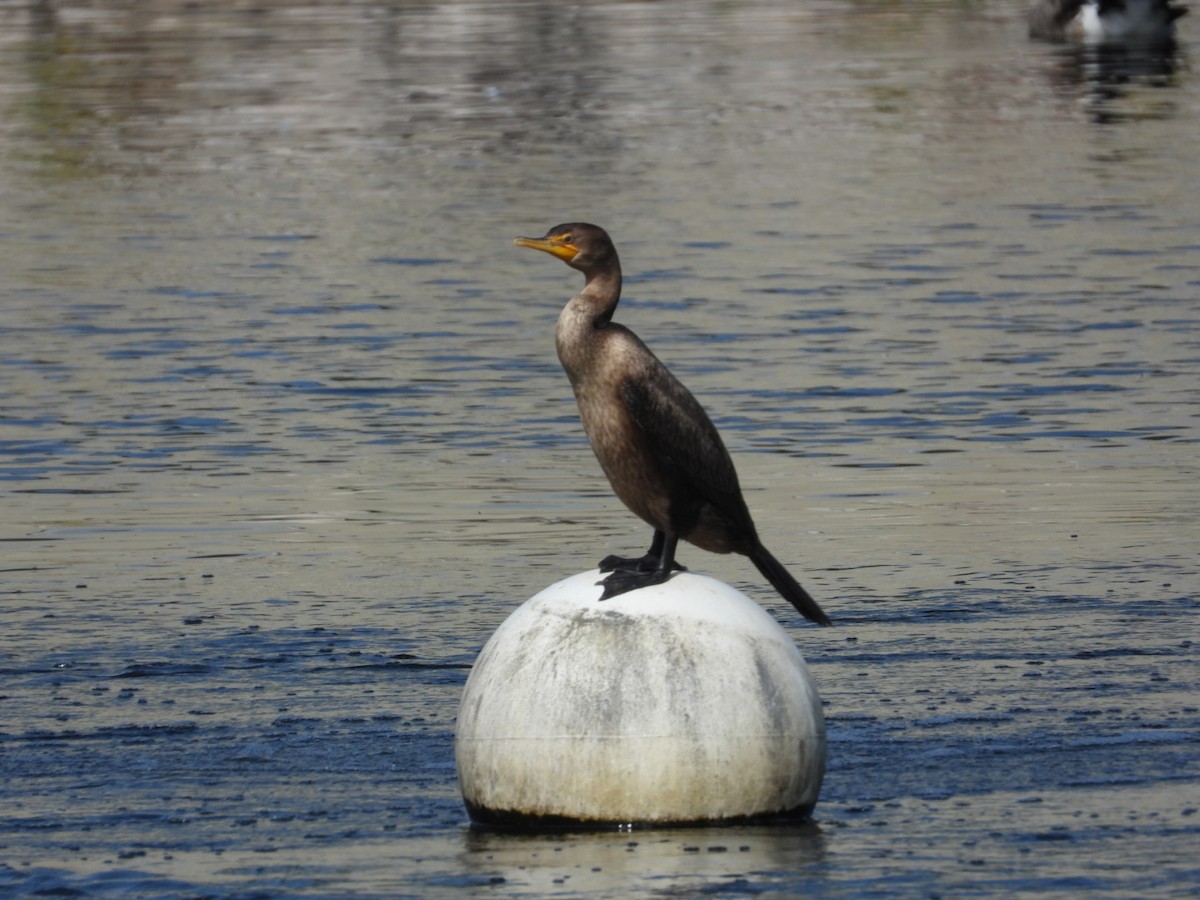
top-left (1029, 0), bottom-right (1187, 123)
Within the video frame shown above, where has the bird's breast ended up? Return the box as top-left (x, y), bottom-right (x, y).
top-left (572, 375), bottom-right (673, 532)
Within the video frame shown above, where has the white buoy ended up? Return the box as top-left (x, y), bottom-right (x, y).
top-left (455, 570), bottom-right (825, 829)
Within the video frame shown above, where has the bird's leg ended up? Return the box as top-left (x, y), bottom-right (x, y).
top-left (597, 530), bottom-right (663, 573)
top-left (598, 530), bottom-right (686, 573)
top-left (598, 532), bottom-right (682, 600)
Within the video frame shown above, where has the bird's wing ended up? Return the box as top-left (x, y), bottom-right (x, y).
top-left (619, 361), bottom-right (748, 519)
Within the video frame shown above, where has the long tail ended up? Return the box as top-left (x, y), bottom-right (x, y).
top-left (748, 543), bottom-right (832, 626)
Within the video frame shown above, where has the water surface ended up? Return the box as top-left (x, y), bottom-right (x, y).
top-left (1, 1), bottom-right (1197, 896)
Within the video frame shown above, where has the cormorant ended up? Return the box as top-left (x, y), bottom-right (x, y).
top-left (514, 223), bottom-right (831, 627)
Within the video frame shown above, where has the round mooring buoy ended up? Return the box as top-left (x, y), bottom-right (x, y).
top-left (455, 570), bottom-right (825, 829)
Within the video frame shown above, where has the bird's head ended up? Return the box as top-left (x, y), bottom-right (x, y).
top-left (514, 223), bottom-right (618, 278)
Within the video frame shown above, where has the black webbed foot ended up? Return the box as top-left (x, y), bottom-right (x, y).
top-left (598, 552), bottom-right (653, 573)
top-left (598, 530), bottom-right (685, 575)
top-left (598, 553), bottom-right (686, 574)
top-left (596, 531), bottom-right (684, 598)
top-left (597, 566), bottom-right (676, 600)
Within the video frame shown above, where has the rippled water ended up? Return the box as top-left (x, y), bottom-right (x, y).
top-left (1, 1), bottom-right (1198, 897)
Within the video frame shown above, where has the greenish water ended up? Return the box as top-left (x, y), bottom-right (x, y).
top-left (1, 1), bottom-right (1197, 896)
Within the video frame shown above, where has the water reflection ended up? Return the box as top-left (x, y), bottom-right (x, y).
top-left (3, 0), bottom-right (638, 179)
top-left (1040, 39), bottom-right (1187, 123)
top-left (458, 823), bottom-right (828, 895)
top-left (5, 0), bottom-right (1195, 193)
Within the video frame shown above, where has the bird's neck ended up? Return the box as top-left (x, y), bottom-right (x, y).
top-left (580, 268), bottom-right (621, 325)
top-left (555, 268), bottom-right (622, 384)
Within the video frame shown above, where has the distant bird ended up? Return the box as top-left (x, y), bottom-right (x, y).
top-left (514, 223), bottom-right (831, 626)
top-left (1029, 0), bottom-right (1187, 41)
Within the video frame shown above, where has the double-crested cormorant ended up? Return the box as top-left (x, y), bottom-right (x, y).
top-left (514, 223), bottom-right (831, 627)
top-left (1028, 0), bottom-right (1186, 41)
